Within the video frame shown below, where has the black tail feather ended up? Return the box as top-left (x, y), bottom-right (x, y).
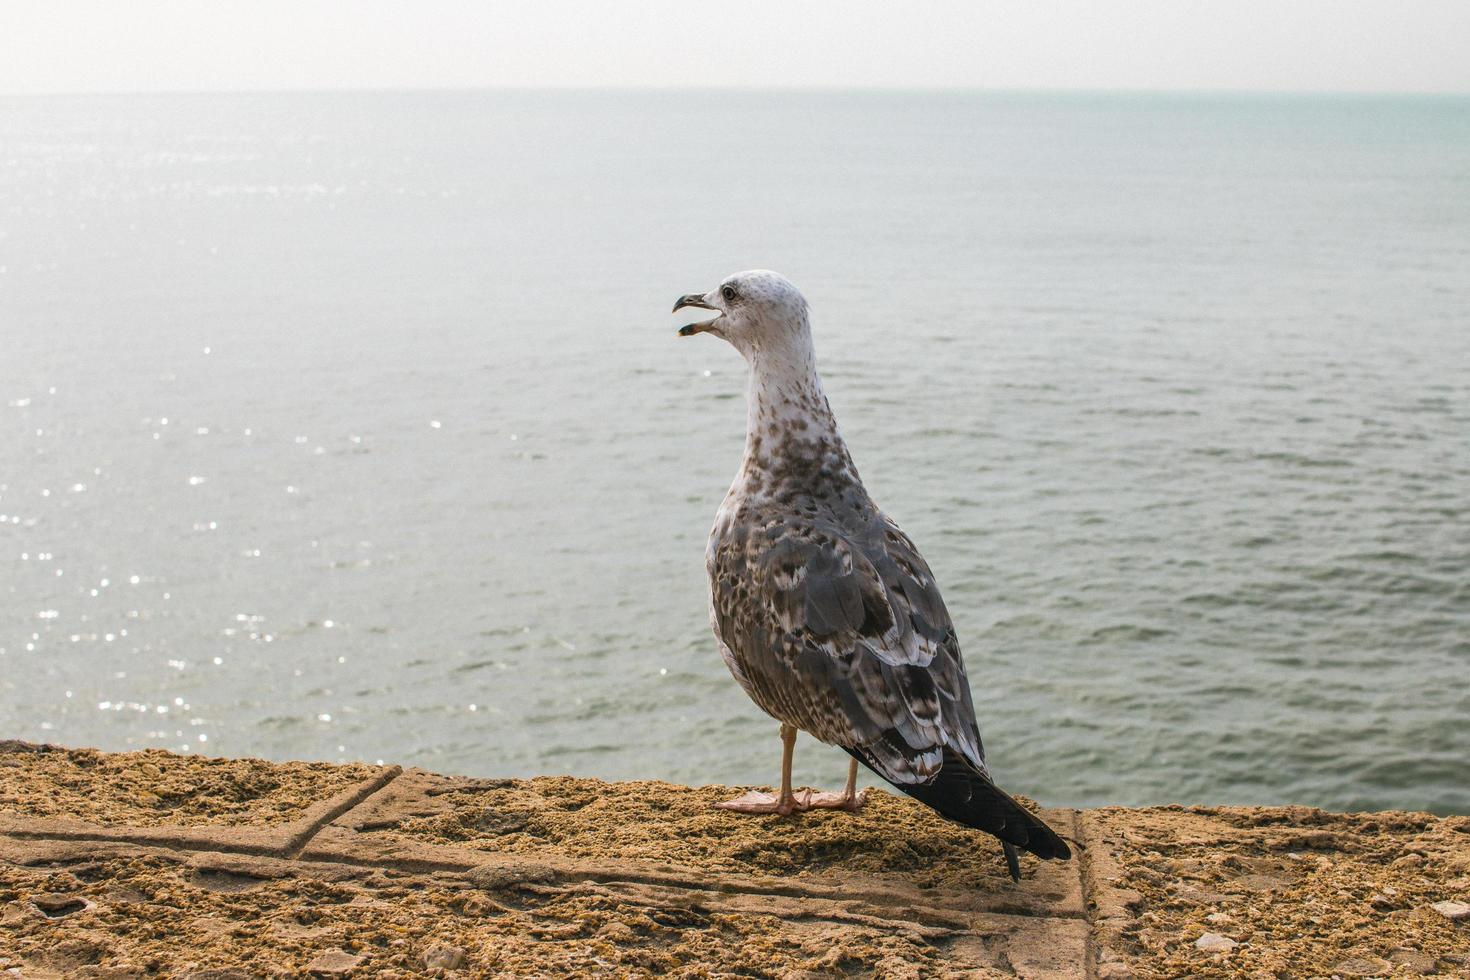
top-left (1002, 842), bottom-right (1021, 882)
top-left (848, 746), bottom-right (1071, 875)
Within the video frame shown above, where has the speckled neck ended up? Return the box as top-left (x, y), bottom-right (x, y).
top-left (735, 342), bottom-right (862, 503)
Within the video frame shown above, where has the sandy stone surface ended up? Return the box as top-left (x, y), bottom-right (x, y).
top-left (360, 773), bottom-right (1058, 887)
top-left (0, 742), bottom-right (381, 828)
top-left (1, 743), bottom-right (1467, 978)
top-left (1084, 805), bottom-right (1470, 978)
top-left (0, 841), bottom-right (1085, 978)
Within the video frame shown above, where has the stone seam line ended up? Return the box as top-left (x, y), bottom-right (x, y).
top-left (1072, 810), bottom-right (1102, 980)
top-left (1, 802), bottom-right (1094, 925)
top-left (280, 765), bottom-right (404, 858)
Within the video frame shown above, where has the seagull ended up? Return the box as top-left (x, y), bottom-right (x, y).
top-left (675, 270), bottom-right (1071, 881)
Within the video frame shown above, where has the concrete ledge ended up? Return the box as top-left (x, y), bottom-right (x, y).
top-left (1, 743), bottom-right (1467, 977)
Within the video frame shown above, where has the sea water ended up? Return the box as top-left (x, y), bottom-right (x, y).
top-left (1, 91), bottom-right (1467, 812)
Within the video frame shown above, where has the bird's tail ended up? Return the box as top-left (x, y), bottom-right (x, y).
top-left (1002, 842), bottom-right (1022, 882)
top-left (850, 747), bottom-right (1070, 881)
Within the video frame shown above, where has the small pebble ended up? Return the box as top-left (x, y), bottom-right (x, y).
top-left (1431, 900), bottom-right (1470, 921)
top-left (303, 949), bottom-right (364, 975)
top-left (1205, 912), bottom-right (1233, 924)
top-left (1388, 947), bottom-right (1439, 975)
top-left (597, 921), bottom-right (637, 942)
top-left (1334, 955), bottom-right (1390, 976)
top-left (1195, 933), bottom-right (1237, 952)
top-left (421, 943), bottom-right (466, 970)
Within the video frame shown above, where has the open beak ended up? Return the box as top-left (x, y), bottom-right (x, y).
top-left (673, 293), bottom-right (722, 337)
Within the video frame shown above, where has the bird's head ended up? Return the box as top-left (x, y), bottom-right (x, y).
top-left (673, 270), bottom-right (811, 359)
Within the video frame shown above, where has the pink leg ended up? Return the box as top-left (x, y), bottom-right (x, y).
top-left (716, 723), bottom-right (810, 816)
top-left (716, 730), bottom-right (868, 815)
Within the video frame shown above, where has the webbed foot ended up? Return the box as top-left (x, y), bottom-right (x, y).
top-left (714, 789), bottom-right (811, 816)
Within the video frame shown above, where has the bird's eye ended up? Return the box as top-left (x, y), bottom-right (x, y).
top-left (721, 285), bottom-right (737, 302)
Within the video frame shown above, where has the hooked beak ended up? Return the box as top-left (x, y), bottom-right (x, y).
top-left (672, 293), bottom-right (722, 337)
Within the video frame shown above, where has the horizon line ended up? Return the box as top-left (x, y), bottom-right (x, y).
top-left (3, 83), bottom-right (1469, 99)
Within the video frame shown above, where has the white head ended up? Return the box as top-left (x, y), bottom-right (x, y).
top-left (673, 270), bottom-right (813, 363)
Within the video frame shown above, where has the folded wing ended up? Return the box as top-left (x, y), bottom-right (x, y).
top-left (710, 511), bottom-right (1069, 861)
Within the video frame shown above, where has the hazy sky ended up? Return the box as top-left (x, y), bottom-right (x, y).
top-left (3, 0), bottom-right (1468, 95)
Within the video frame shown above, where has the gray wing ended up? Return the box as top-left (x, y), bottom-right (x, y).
top-left (710, 511), bottom-right (988, 786)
